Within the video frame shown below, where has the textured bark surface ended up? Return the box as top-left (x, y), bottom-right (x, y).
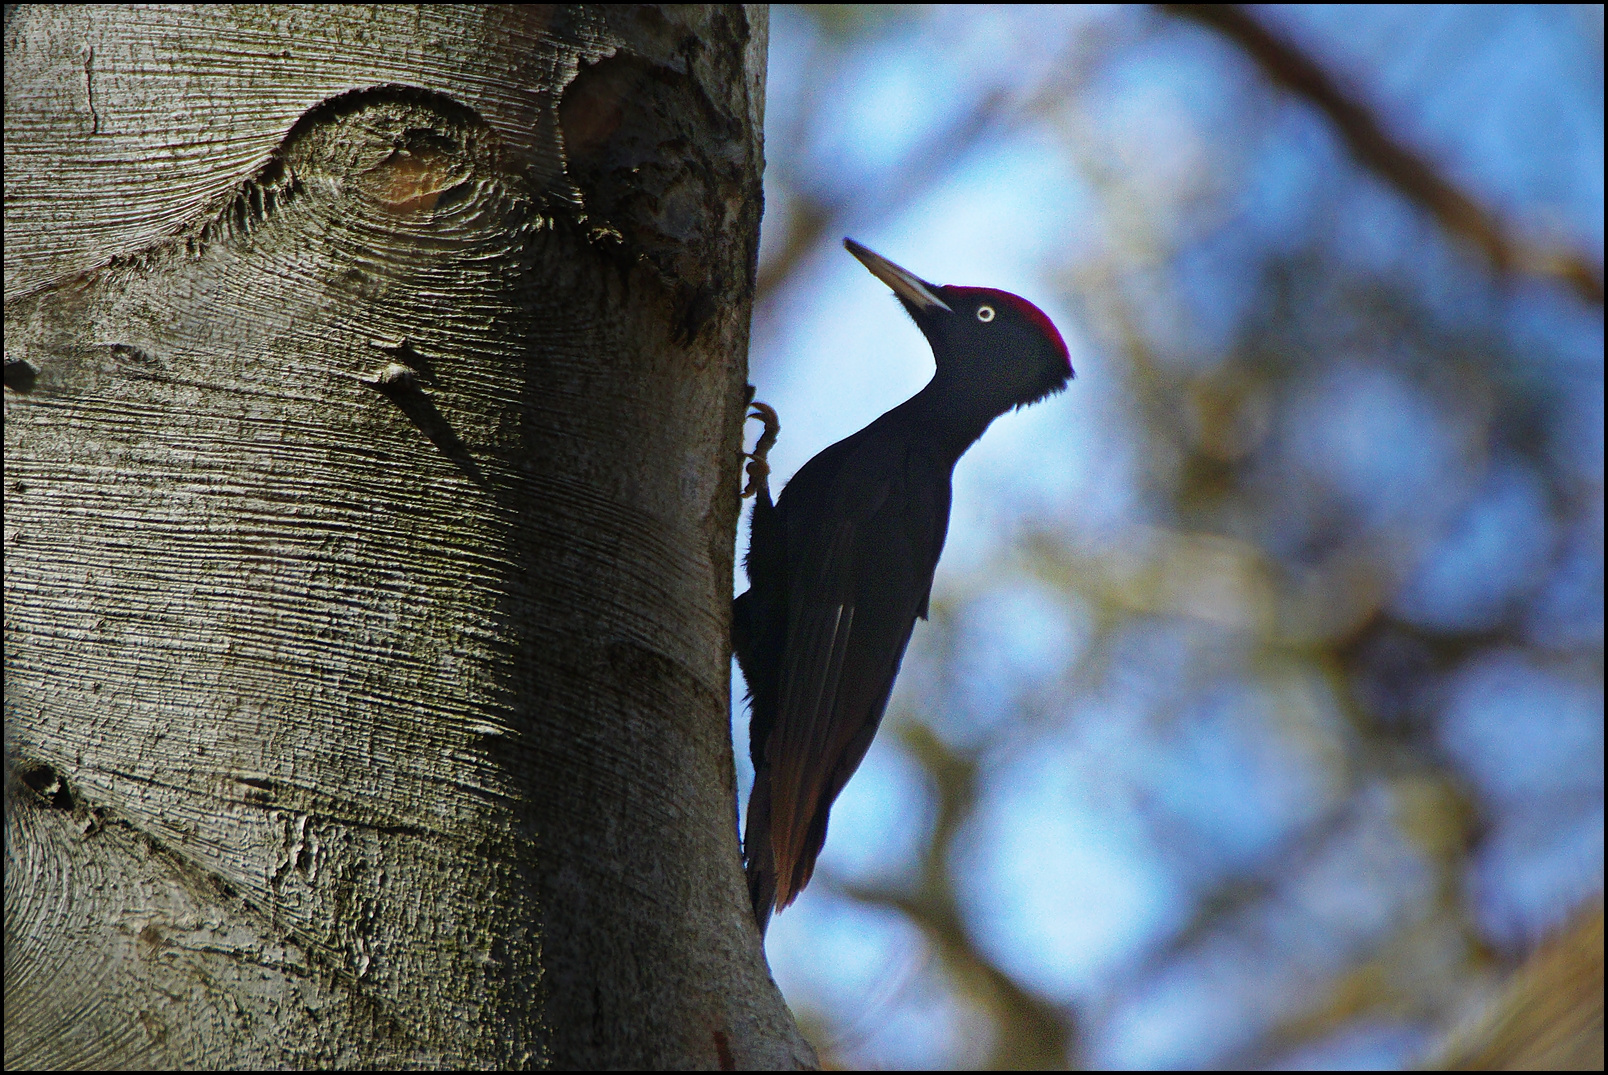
top-left (4, 5), bottom-right (812, 1068)
top-left (1437, 904), bottom-right (1604, 1071)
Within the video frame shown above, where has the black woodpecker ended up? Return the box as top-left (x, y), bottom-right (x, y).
top-left (736, 239), bottom-right (1074, 934)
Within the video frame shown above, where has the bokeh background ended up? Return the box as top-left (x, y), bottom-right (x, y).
top-left (733, 5), bottom-right (1603, 1069)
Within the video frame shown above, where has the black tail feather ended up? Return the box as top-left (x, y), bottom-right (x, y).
top-left (744, 766), bottom-right (776, 936)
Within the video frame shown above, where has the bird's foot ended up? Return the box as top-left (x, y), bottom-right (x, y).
top-left (742, 400), bottom-right (780, 499)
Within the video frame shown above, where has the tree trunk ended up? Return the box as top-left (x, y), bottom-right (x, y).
top-left (4, 5), bottom-right (812, 1068)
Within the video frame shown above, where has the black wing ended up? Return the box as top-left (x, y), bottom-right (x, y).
top-left (764, 438), bottom-right (949, 910)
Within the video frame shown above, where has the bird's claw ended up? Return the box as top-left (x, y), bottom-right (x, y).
top-left (743, 401), bottom-right (780, 499)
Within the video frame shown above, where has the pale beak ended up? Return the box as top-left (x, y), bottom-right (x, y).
top-left (844, 239), bottom-right (952, 313)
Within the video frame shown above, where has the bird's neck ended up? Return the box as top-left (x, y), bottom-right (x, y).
top-left (896, 378), bottom-right (1001, 461)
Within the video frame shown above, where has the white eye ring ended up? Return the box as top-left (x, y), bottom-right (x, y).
top-left (976, 305), bottom-right (995, 322)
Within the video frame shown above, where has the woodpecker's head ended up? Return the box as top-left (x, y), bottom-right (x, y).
top-left (845, 238), bottom-right (1073, 414)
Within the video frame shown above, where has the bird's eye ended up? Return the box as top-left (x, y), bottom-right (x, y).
top-left (976, 305), bottom-right (995, 322)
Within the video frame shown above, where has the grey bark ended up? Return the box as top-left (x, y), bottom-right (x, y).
top-left (4, 5), bottom-right (813, 1068)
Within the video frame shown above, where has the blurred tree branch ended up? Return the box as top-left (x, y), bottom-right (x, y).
top-left (834, 722), bottom-right (1076, 1070)
top-left (757, 8), bottom-right (1599, 1069)
top-left (756, 11), bottom-right (1123, 313)
top-left (756, 87), bottom-right (1013, 307)
top-left (1164, 4), bottom-right (1605, 307)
